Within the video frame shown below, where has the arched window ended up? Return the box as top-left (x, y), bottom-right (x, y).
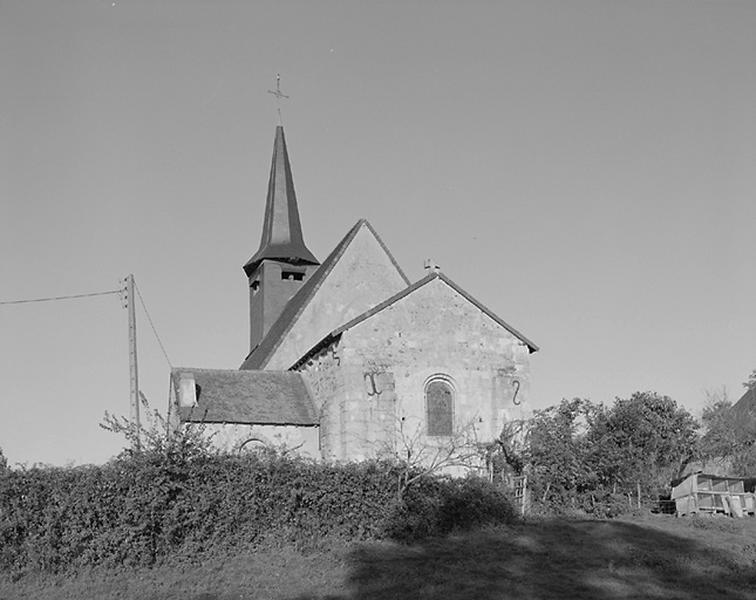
top-left (425, 378), bottom-right (454, 436)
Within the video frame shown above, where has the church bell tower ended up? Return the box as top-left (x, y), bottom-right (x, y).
top-left (243, 126), bottom-right (320, 353)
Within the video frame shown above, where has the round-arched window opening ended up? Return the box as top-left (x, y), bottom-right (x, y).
top-left (238, 438), bottom-right (268, 454)
top-left (425, 377), bottom-right (454, 436)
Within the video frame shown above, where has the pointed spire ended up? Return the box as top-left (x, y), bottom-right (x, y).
top-left (244, 126), bottom-right (319, 276)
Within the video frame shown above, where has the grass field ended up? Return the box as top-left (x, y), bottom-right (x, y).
top-left (3, 514), bottom-right (756, 600)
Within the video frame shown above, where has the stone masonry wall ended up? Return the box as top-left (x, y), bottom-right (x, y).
top-left (299, 341), bottom-right (399, 461)
top-left (191, 422), bottom-right (319, 458)
top-left (334, 277), bottom-right (531, 461)
top-left (265, 223), bottom-right (408, 370)
top-left (295, 342), bottom-right (345, 460)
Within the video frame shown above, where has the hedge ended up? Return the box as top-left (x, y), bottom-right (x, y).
top-left (0, 451), bottom-right (515, 575)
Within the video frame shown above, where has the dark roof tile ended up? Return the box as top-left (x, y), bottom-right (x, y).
top-left (172, 368), bottom-right (318, 425)
top-left (243, 126), bottom-right (319, 276)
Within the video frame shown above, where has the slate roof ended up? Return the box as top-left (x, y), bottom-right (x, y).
top-left (172, 368), bottom-right (318, 425)
top-left (292, 271), bottom-right (538, 369)
top-left (243, 126), bottom-right (319, 276)
top-left (240, 219), bottom-right (409, 370)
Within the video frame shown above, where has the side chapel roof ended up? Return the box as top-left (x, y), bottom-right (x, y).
top-left (292, 271), bottom-right (539, 369)
top-left (240, 219), bottom-right (409, 370)
top-left (172, 368), bottom-right (318, 425)
top-left (243, 126), bottom-right (319, 276)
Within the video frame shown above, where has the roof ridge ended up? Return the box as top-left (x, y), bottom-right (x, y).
top-left (172, 367), bottom-right (298, 375)
top-left (362, 220), bottom-right (410, 285)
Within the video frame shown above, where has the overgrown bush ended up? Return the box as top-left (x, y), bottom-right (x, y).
top-left (0, 450), bottom-right (515, 576)
top-left (383, 474), bottom-right (515, 542)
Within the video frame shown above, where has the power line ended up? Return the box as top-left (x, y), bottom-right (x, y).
top-left (134, 282), bottom-right (173, 368)
top-left (0, 289), bottom-right (121, 305)
top-left (1, 277), bottom-right (173, 369)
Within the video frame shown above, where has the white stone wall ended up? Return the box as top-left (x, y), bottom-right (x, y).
top-left (188, 422), bottom-right (319, 458)
top-left (295, 345), bottom-right (344, 460)
top-left (301, 276), bottom-right (532, 462)
top-left (265, 223), bottom-right (408, 370)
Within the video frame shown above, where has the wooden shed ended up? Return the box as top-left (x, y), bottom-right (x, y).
top-left (671, 473), bottom-right (755, 517)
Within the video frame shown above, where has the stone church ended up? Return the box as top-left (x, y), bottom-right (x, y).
top-left (170, 126), bottom-right (538, 461)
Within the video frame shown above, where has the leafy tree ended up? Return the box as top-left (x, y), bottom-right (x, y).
top-left (744, 369), bottom-right (756, 391)
top-left (699, 389), bottom-right (735, 461)
top-left (0, 447), bottom-right (7, 472)
top-left (586, 392), bottom-right (698, 491)
top-left (526, 398), bottom-right (597, 504)
top-left (525, 393), bottom-right (698, 512)
top-left (485, 419), bottom-right (529, 480)
top-left (700, 388), bottom-right (756, 476)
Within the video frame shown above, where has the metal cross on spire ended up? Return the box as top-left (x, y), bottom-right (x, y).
top-left (267, 73), bottom-right (289, 125)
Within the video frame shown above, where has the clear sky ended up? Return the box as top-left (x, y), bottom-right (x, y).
top-left (1, 0), bottom-right (755, 466)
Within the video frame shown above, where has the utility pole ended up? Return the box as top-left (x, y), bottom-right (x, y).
top-left (123, 274), bottom-right (141, 450)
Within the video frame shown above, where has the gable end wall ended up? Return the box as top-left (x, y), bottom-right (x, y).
top-left (266, 225), bottom-right (408, 370)
top-left (320, 278), bottom-right (531, 460)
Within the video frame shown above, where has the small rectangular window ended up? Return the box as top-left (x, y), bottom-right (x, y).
top-left (281, 271), bottom-right (305, 281)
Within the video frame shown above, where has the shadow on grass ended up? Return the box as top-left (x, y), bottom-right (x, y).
top-left (291, 518), bottom-right (756, 600)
